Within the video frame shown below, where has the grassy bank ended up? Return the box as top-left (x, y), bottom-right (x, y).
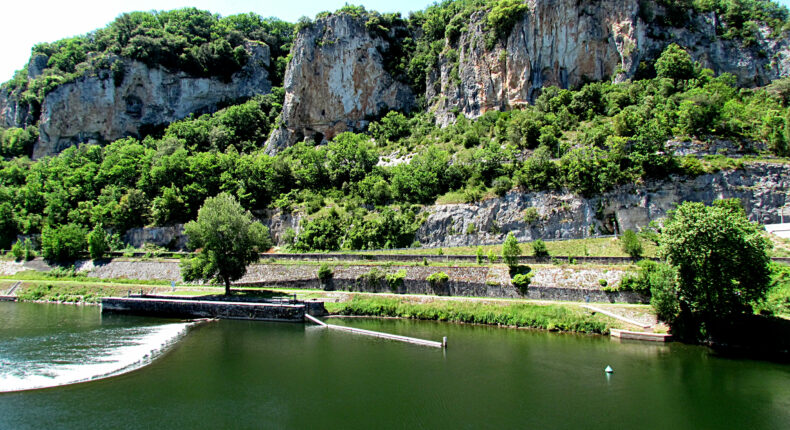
top-left (325, 295), bottom-right (614, 334)
top-left (14, 282), bottom-right (170, 304)
top-left (1, 270), bottom-right (170, 286)
top-left (349, 237), bottom-right (659, 258)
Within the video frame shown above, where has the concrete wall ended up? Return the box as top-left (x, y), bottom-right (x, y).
top-left (101, 297), bottom-right (307, 321)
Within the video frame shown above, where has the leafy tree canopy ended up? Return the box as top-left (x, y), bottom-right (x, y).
top-left (658, 199), bottom-right (772, 341)
top-left (181, 193), bottom-right (272, 294)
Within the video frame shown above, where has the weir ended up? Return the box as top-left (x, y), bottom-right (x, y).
top-left (305, 314), bottom-right (447, 348)
top-left (101, 296), bottom-right (444, 348)
top-left (101, 297), bottom-right (317, 322)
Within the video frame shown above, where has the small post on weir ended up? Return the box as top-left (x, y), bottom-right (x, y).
top-left (442, 337), bottom-right (448, 349)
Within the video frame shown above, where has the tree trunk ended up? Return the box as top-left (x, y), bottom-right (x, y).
top-left (224, 278), bottom-right (231, 296)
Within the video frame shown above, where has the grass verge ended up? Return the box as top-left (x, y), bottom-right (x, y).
top-left (325, 295), bottom-right (613, 334)
top-left (15, 282), bottom-right (170, 304)
top-left (0, 270), bottom-right (170, 285)
top-left (352, 237), bottom-right (658, 258)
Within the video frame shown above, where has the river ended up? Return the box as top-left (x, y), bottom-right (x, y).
top-left (1, 302), bottom-right (789, 429)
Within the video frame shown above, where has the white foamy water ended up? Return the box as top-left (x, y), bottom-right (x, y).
top-left (0, 322), bottom-right (193, 392)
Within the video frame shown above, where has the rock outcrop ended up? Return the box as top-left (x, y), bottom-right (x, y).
top-left (428, 0), bottom-right (790, 125)
top-left (264, 13), bottom-right (414, 154)
top-left (416, 162), bottom-right (790, 248)
top-left (123, 224), bottom-right (188, 250)
top-left (1, 43), bottom-right (272, 158)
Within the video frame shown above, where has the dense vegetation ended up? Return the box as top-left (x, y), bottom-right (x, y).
top-left (3, 42), bottom-right (790, 254)
top-left (2, 1), bottom-right (790, 255)
top-left (650, 0), bottom-right (790, 40)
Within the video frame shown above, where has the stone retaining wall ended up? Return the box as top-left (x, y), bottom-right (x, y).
top-left (4, 258), bottom-right (642, 304)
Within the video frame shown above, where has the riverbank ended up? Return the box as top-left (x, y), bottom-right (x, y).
top-left (324, 294), bottom-right (618, 334)
top-left (2, 278), bottom-right (656, 335)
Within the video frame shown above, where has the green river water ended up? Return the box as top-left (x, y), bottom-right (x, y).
top-left (1, 302), bottom-right (789, 429)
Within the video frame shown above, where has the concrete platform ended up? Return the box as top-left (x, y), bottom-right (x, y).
top-left (101, 297), bottom-right (311, 322)
top-left (610, 328), bottom-right (672, 342)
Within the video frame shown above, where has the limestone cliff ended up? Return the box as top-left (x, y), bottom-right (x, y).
top-left (428, 0), bottom-right (790, 125)
top-left (416, 163), bottom-right (790, 248)
top-left (264, 13), bottom-right (414, 154)
top-left (1, 43), bottom-right (272, 158)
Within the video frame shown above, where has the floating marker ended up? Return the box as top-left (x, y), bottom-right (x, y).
top-left (605, 365), bottom-right (614, 373)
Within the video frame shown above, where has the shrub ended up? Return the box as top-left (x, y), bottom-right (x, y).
top-left (358, 268), bottom-right (386, 289)
top-left (486, 0), bottom-right (529, 48)
top-left (532, 239), bottom-right (549, 258)
top-left (512, 272), bottom-right (533, 294)
top-left (476, 246), bottom-right (484, 264)
top-left (11, 238), bottom-right (36, 261)
top-left (599, 279), bottom-right (608, 287)
top-left (386, 269), bottom-right (407, 292)
top-left (426, 271), bottom-right (449, 288)
top-left (487, 250), bottom-right (498, 263)
top-left (502, 232), bottom-right (521, 267)
top-left (87, 225), bottom-right (109, 260)
top-left (655, 44), bottom-right (695, 81)
top-left (620, 229), bottom-right (643, 258)
top-left (318, 263), bottom-right (333, 282)
top-left (41, 224), bottom-right (86, 262)
top-left (523, 207), bottom-right (539, 225)
top-left (492, 176), bottom-right (512, 196)
top-left (620, 260), bottom-right (676, 298)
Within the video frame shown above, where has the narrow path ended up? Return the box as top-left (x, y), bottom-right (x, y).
top-left (5, 281), bottom-right (21, 296)
top-left (582, 305), bottom-right (652, 329)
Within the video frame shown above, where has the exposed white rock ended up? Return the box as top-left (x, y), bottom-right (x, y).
top-left (416, 163), bottom-right (790, 247)
top-left (1, 43), bottom-right (272, 159)
top-left (428, 0), bottom-right (790, 124)
top-left (265, 13), bottom-right (414, 154)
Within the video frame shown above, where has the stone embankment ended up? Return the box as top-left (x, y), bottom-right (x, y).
top-left (0, 258), bottom-right (645, 304)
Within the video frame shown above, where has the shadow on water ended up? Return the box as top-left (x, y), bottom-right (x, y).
top-left (710, 315), bottom-right (790, 364)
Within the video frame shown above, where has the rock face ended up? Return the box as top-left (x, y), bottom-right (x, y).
top-left (428, 0), bottom-right (790, 125)
top-left (123, 224), bottom-right (188, 250)
top-left (265, 13), bottom-right (414, 154)
top-left (416, 163), bottom-right (790, 247)
top-left (1, 43), bottom-right (271, 159)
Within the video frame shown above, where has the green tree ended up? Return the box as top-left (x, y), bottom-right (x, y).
top-left (620, 229), bottom-right (643, 259)
top-left (532, 239), bottom-right (549, 258)
top-left (41, 223), bottom-right (87, 262)
top-left (655, 43), bottom-right (695, 81)
top-left (502, 232), bottom-right (521, 267)
top-left (181, 193), bottom-right (272, 295)
top-left (658, 200), bottom-right (772, 341)
top-left (10, 238), bottom-right (36, 261)
top-left (87, 224), bottom-right (109, 260)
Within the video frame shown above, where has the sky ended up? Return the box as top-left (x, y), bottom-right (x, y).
top-left (0, 0), bottom-right (433, 82)
top-left (3, 0), bottom-right (790, 82)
